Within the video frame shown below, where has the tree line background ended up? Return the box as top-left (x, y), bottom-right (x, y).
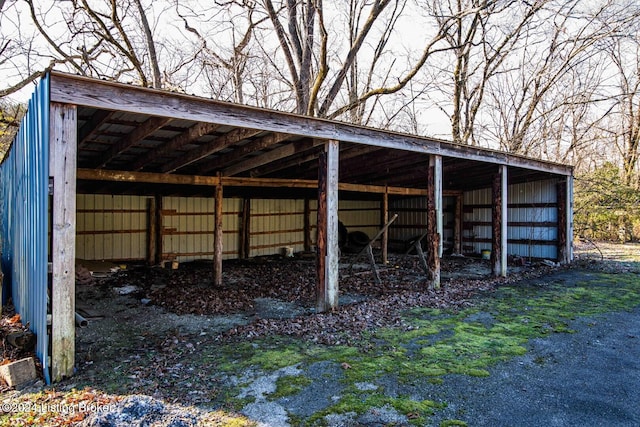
top-left (1, 0), bottom-right (638, 242)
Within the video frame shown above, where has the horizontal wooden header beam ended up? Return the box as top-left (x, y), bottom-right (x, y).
top-left (76, 168), bottom-right (430, 196)
top-left (50, 72), bottom-right (572, 177)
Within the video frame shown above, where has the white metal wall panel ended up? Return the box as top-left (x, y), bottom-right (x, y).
top-left (462, 179), bottom-right (560, 259)
top-left (389, 197), bottom-right (426, 243)
top-left (387, 196), bottom-right (455, 250)
top-left (163, 196), bottom-right (240, 262)
top-left (223, 198), bottom-right (241, 259)
top-left (339, 200), bottom-right (380, 240)
top-left (250, 199), bottom-right (306, 257)
top-left (76, 194), bottom-right (147, 261)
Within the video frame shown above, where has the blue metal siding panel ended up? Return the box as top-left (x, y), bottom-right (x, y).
top-left (0, 75), bottom-right (50, 384)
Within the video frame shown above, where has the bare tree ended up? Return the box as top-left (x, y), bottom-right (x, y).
top-left (0, 0), bottom-right (172, 98)
top-left (484, 1), bottom-right (638, 156)
top-left (426, 0), bottom-right (552, 146)
top-left (606, 34), bottom-right (640, 188)
top-left (237, 0), bottom-right (455, 122)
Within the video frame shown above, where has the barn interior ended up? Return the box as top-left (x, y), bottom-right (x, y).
top-left (1, 71), bottom-right (573, 382)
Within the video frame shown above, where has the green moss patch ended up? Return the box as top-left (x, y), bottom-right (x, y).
top-left (209, 271), bottom-right (640, 425)
top-left (268, 375), bottom-right (313, 400)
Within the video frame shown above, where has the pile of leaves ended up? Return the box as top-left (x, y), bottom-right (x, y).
top-left (97, 254), bottom-right (560, 346)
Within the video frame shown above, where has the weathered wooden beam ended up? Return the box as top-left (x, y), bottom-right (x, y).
top-left (557, 179), bottom-right (567, 263)
top-left (557, 177), bottom-right (574, 263)
top-left (214, 179), bottom-right (224, 286)
top-left (93, 116), bottom-right (172, 168)
top-left (246, 146), bottom-right (323, 177)
top-left (567, 176), bottom-right (574, 262)
top-left (131, 121), bottom-right (221, 171)
top-left (426, 155), bottom-right (441, 289)
top-left (224, 139), bottom-right (325, 177)
top-left (491, 165), bottom-right (508, 277)
top-left (382, 190), bottom-right (389, 264)
top-left (196, 132), bottom-right (293, 175)
top-left (49, 103), bottom-right (77, 382)
top-left (252, 144), bottom-right (381, 179)
top-left (316, 140), bottom-right (339, 313)
top-left (434, 155), bottom-right (443, 257)
top-left (49, 72), bottom-right (573, 176)
top-left (77, 168), bottom-right (221, 186)
top-left (77, 167), bottom-right (428, 195)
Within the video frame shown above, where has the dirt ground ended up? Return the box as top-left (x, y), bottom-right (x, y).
top-left (2, 242), bottom-right (640, 426)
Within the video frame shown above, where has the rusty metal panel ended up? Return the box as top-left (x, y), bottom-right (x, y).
top-left (0, 75), bottom-right (50, 383)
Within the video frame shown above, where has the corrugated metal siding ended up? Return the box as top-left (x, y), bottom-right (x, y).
top-left (77, 195), bottom-right (241, 262)
top-left (162, 196), bottom-right (239, 262)
top-left (388, 196), bottom-right (455, 251)
top-left (250, 199), bottom-right (305, 257)
top-left (389, 197), bottom-right (427, 245)
top-left (76, 194), bottom-right (147, 260)
top-left (507, 180), bottom-right (558, 259)
top-left (0, 75), bottom-right (50, 383)
top-left (463, 179), bottom-right (559, 259)
top-left (338, 200), bottom-right (380, 240)
top-left (463, 188), bottom-right (492, 254)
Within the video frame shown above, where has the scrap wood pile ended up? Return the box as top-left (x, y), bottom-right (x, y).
top-left (0, 304), bottom-right (42, 389)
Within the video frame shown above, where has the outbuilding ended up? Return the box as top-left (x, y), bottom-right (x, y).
top-left (0, 72), bottom-right (573, 383)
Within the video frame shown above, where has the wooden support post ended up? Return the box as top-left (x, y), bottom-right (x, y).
top-left (567, 176), bottom-right (574, 262)
top-left (239, 198), bottom-right (251, 259)
top-left (316, 140), bottom-right (339, 312)
top-left (557, 180), bottom-right (567, 263)
top-left (304, 198), bottom-right (311, 252)
top-left (365, 245), bottom-right (381, 284)
top-left (454, 195), bottom-right (462, 254)
top-left (214, 179), bottom-right (224, 286)
top-left (426, 155), bottom-right (441, 289)
top-left (434, 155), bottom-right (443, 257)
top-left (49, 103), bottom-right (77, 382)
top-left (381, 189), bottom-right (389, 264)
top-left (491, 165), bottom-right (508, 277)
top-left (557, 177), bottom-right (573, 264)
top-left (147, 197), bottom-right (157, 265)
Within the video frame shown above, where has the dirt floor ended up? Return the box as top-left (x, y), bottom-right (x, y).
top-left (2, 242), bottom-right (640, 426)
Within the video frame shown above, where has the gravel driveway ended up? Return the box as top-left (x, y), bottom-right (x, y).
top-left (426, 302), bottom-right (640, 426)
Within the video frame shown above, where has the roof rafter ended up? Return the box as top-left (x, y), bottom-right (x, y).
top-left (195, 132), bottom-right (293, 175)
top-left (92, 115), bottom-right (173, 168)
top-left (131, 121), bottom-right (221, 171)
top-left (161, 127), bottom-right (263, 173)
top-left (223, 138), bottom-right (325, 177)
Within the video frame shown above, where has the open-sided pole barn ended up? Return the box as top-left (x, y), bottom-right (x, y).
top-left (0, 72), bottom-right (573, 383)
